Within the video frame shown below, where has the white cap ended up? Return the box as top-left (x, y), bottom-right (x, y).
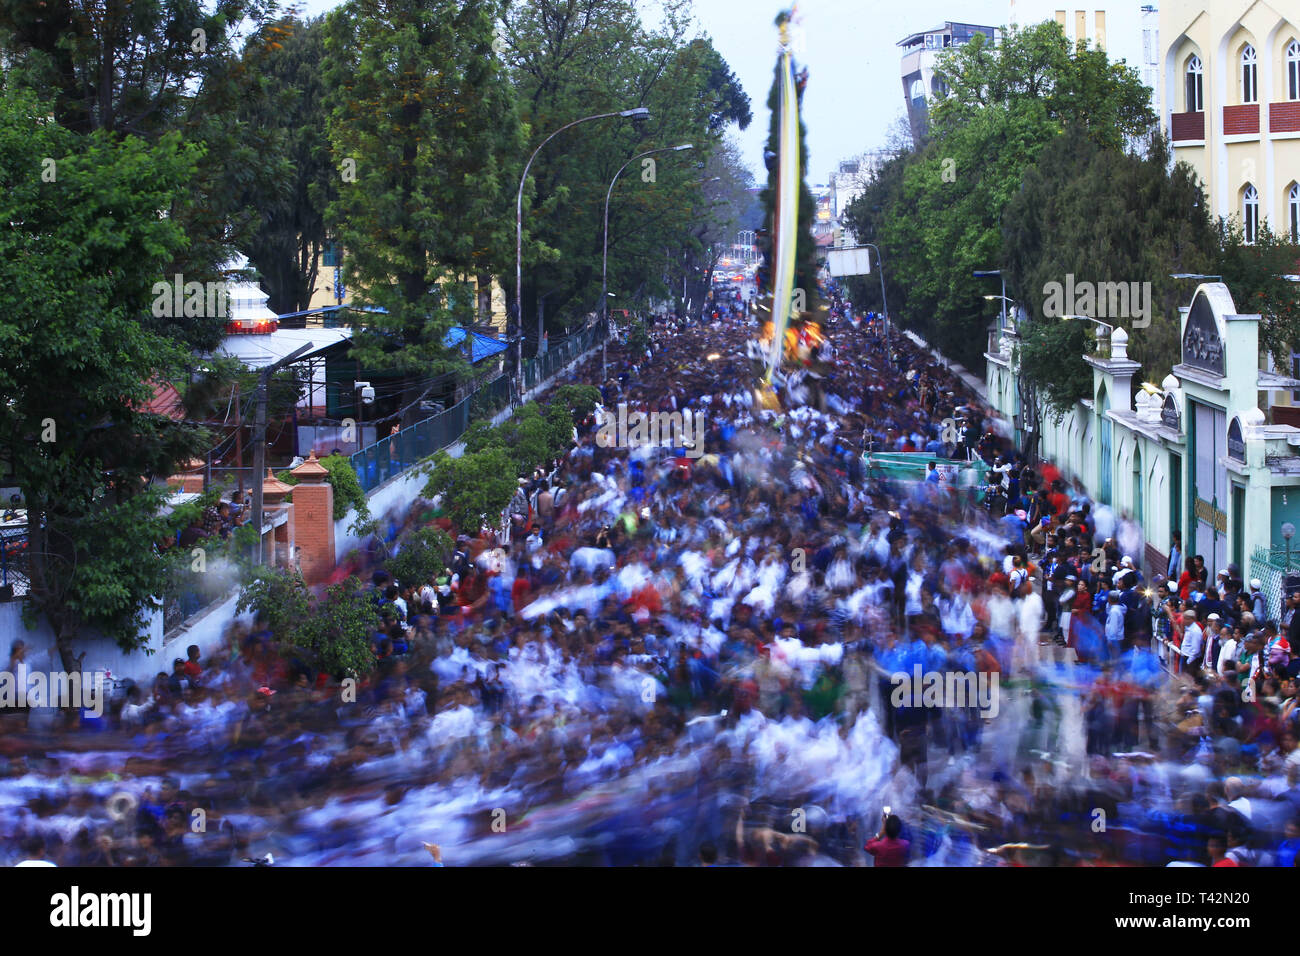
top-left (1121, 556), bottom-right (1133, 567)
top-left (1251, 579), bottom-right (1262, 590)
top-left (1207, 613), bottom-right (1221, 621)
top-left (1218, 568), bottom-right (1229, 577)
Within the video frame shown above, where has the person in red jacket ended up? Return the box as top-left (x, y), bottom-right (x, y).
top-left (865, 812), bottom-right (909, 867)
top-left (510, 565), bottom-right (532, 613)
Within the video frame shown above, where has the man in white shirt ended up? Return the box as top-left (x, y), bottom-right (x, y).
top-left (1016, 578), bottom-right (1044, 674)
top-left (1181, 611), bottom-right (1204, 677)
top-left (1216, 629), bottom-right (1239, 679)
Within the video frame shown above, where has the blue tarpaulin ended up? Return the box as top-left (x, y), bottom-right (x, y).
top-left (441, 326), bottom-right (509, 363)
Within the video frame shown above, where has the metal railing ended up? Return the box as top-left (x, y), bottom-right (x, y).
top-left (351, 397), bottom-right (471, 493)
top-left (349, 323), bottom-right (604, 494)
top-left (0, 527), bottom-right (29, 598)
top-left (522, 325), bottom-right (603, 391)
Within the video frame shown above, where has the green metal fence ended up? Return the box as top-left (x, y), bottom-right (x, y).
top-left (351, 398), bottom-right (470, 493)
top-left (1248, 547), bottom-right (1297, 624)
top-left (350, 324), bottom-right (604, 493)
top-left (522, 326), bottom-right (603, 391)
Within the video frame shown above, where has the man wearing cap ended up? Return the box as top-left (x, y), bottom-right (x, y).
top-left (1202, 614), bottom-right (1223, 674)
top-left (1215, 624), bottom-right (1239, 679)
top-left (1119, 555), bottom-right (1143, 588)
top-left (1249, 580), bottom-right (1266, 622)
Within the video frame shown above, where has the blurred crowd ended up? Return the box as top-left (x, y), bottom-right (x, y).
top-left (4, 286), bottom-right (1299, 867)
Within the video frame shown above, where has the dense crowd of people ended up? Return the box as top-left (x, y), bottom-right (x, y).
top-left (4, 284), bottom-right (1300, 867)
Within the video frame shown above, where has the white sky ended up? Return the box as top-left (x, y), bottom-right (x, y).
top-left (290, 0), bottom-right (1013, 179)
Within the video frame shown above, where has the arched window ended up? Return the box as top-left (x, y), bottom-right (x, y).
top-left (1185, 55), bottom-right (1204, 112)
top-left (1241, 44), bottom-right (1257, 103)
top-left (1289, 40), bottom-right (1300, 100)
top-left (1290, 183), bottom-right (1300, 243)
top-left (1244, 184), bottom-right (1259, 243)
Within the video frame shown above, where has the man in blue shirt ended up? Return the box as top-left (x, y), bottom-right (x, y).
top-left (999, 509), bottom-right (1028, 547)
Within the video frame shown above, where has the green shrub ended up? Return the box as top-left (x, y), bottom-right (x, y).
top-left (422, 447), bottom-right (517, 534)
top-left (387, 525), bottom-right (454, 589)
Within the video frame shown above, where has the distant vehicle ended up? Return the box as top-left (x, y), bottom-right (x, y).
top-left (731, 273), bottom-right (744, 281)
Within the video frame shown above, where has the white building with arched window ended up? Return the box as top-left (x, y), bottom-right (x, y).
top-left (1160, 1), bottom-right (1300, 243)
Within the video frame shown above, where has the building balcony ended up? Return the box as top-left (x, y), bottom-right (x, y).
top-left (1223, 103), bottom-right (1259, 136)
top-left (1171, 111), bottom-right (1204, 142)
top-left (1270, 101), bottom-right (1300, 133)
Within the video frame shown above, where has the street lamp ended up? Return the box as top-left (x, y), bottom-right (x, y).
top-left (856, 242), bottom-right (890, 357)
top-left (1285, 522), bottom-right (1296, 571)
top-left (983, 293), bottom-right (1017, 322)
top-left (1170, 273), bottom-right (1222, 281)
top-left (602, 143), bottom-right (693, 381)
top-left (515, 107), bottom-right (650, 398)
top-left (974, 269), bottom-right (1007, 334)
top-left (1064, 313), bottom-right (1114, 355)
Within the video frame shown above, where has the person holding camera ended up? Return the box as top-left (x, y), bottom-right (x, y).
top-left (864, 810), bottom-right (909, 867)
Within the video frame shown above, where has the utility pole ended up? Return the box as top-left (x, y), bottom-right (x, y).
top-left (249, 342), bottom-right (314, 565)
top-left (233, 382), bottom-right (243, 504)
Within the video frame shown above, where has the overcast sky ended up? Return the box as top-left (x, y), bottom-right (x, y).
top-left (293, 0), bottom-right (1014, 180)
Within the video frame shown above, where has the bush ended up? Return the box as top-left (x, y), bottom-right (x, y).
top-left (423, 447), bottom-right (517, 534)
top-left (236, 566), bottom-right (380, 680)
top-left (387, 525), bottom-right (454, 590)
top-left (551, 384), bottom-right (602, 418)
top-left (236, 566), bottom-right (312, 640)
top-left (295, 577), bottom-right (380, 679)
top-left (626, 317), bottom-right (650, 356)
top-left (321, 454), bottom-right (369, 521)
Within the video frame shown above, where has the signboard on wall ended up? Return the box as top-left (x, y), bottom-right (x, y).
top-left (1227, 416), bottom-right (1246, 462)
top-left (1161, 393), bottom-right (1180, 431)
top-left (1194, 496), bottom-right (1228, 533)
top-left (1182, 291), bottom-right (1225, 376)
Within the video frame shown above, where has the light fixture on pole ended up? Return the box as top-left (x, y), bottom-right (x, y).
top-left (1285, 522), bottom-right (1296, 571)
top-left (1064, 313), bottom-right (1114, 354)
top-left (983, 294), bottom-right (1017, 329)
top-left (842, 242), bottom-right (890, 355)
top-left (602, 143), bottom-right (693, 381)
top-left (515, 107), bottom-right (650, 398)
top-left (973, 269), bottom-right (1007, 333)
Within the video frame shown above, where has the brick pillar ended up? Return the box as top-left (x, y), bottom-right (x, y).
top-left (290, 452), bottom-right (335, 585)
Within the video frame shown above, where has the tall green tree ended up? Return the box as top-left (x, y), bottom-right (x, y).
top-left (1215, 219), bottom-right (1300, 371)
top-left (238, 15), bottom-right (337, 315)
top-left (323, 0), bottom-right (522, 424)
top-left (1003, 129), bottom-right (1217, 446)
top-left (842, 138), bottom-right (913, 321)
top-left (0, 86), bottom-right (211, 668)
top-left (860, 22), bottom-right (1157, 368)
top-left (501, 0), bottom-right (748, 334)
top-left (0, 0), bottom-right (290, 352)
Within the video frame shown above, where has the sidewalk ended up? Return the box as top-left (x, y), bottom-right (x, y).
top-left (902, 329), bottom-right (988, 401)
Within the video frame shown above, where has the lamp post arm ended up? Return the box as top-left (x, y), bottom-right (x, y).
top-left (515, 110), bottom-right (635, 395)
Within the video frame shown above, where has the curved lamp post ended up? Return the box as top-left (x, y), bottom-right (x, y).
top-left (514, 107), bottom-right (650, 397)
top-left (602, 143), bottom-right (694, 381)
